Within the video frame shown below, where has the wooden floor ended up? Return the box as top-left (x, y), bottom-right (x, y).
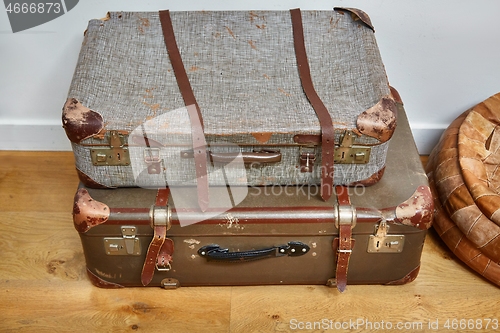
top-left (1, 151), bottom-right (499, 333)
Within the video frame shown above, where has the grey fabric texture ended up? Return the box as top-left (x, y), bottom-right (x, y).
top-left (67, 10), bottom-right (392, 187)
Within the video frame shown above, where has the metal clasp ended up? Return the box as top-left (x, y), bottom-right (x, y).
top-left (144, 147), bottom-right (162, 174)
top-left (91, 131), bottom-right (131, 166)
top-left (104, 226), bottom-right (141, 256)
top-left (299, 146), bottom-right (316, 173)
top-left (367, 220), bottom-right (405, 253)
top-left (334, 131), bottom-right (371, 164)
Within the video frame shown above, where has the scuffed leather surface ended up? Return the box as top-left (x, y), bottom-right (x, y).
top-left (73, 188), bottom-right (110, 233)
top-left (458, 93), bottom-right (500, 224)
top-left (62, 98), bottom-right (104, 144)
top-left (427, 93), bottom-right (500, 287)
top-left (334, 7), bottom-right (375, 32)
top-left (356, 96), bottom-right (398, 143)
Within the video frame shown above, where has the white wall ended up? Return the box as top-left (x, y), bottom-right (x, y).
top-left (1, 0), bottom-right (499, 153)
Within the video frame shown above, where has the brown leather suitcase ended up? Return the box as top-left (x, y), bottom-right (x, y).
top-left (73, 99), bottom-right (432, 292)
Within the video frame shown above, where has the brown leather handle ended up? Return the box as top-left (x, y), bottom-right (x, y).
top-left (181, 150), bottom-right (281, 164)
top-left (211, 151), bottom-right (281, 164)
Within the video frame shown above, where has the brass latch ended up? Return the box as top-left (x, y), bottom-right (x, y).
top-left (144, 148), bottom-right (162, 174)
top-left (299, 146), bottom-right (316, 173)
top-left (91, 131), bottom-right (131, 166)
top-left (104, 226), bottom-right (141, 256)
top-left (367, 220), bottom-right (405, 253)
top-left (334, 131), bottom-right (371, 164)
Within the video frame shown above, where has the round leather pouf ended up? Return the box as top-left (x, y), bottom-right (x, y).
top-left (427, 93), bottom-right (500, 287)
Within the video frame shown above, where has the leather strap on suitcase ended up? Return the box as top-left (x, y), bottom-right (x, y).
top-left (141, 188), bottom-right (174, 286)
top-left (333, 186), bottom-right (355, 292)
top-left (290, 8), bottom-right (335, 201)
top-left (157, 9), bottom-right (336, 207)
top-left (159, 10), bottom-right (210, 212)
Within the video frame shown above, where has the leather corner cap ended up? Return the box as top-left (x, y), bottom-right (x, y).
top-left (87, 268), bottom-right (124, 289)
top-left (395, 186), bottom-right (434, 230)
top-left (62, 98), bottom-right (104, 144)
top-left (334, 7), bottom-right (374, 32)
top-left (384, 265), bottom-right (420, 285)
top-left (73, 188), bottom-right (110, 233)
top-left (389, 86), bottom-right (403, 105)
top-left (356, 96), bottom-right (397, 143)
top-left (348, 167), bottom-right (385, 187)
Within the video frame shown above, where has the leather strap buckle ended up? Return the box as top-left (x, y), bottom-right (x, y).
top-left (332, 186), bottom-right (356, 293)
top-left (141, 188), bottom-right (174, 286)
top-left (335, 204), bottom-right (357, 229)
top-left (149, 205), bottom-right (171, 230)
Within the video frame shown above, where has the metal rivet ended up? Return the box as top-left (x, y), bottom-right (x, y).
top-left (302, 248), bottom-right (307, 252)
top-left (291, 248), bottom-right (296, 253)
top-left (201, 251), bottom-right (206, 256)
top-left (280, 249), bottom-right (285, 253)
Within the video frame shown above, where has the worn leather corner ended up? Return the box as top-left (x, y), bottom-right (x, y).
top-left (86, 268), bottom-right (124, 289)
top-left (76, 169), bottom-right (112, 189)
top-left (348, 166), bottom-right (385, 187)
top-left (389, 86), bottom-right (403, 105)
top-left (62, 98), bottom-right (104, 144)
top-left (356, 96), bottom-right (398, 143)
top-left (73, 188), bottom-right (110, 233)
top-left (395, 186), bottom-right (434, 230)
top-left (334, 7), bottom-right (374, 32)
top-left (385, 265), bottom-right (421, 285)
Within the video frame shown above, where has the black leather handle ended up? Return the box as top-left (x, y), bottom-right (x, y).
top-left (198, 241), bottom-right (310, 262)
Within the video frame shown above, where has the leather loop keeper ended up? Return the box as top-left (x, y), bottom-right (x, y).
top-left (290, 8), bottom-right (335, 201)
top-left (159, 10), bottom-right (209, 212)
top-left (334, 186), bottom-right (355, 292)
top-left (141, 188), bottom-right (173, 286)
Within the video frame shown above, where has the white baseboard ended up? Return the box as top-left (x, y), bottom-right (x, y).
top-left (411, 127), bottom-right (446, 155)
top-left (0, 124), bottom-right (72, 151)
top-left (0, 124), bottom-right (444, 154)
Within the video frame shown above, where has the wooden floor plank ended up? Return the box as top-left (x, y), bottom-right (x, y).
top-left (1, 280), bottom-right (233, 333)
top-left (229, 230), bottom-right (500, 333)
top-left (0, 151), bottom-right (79, 213)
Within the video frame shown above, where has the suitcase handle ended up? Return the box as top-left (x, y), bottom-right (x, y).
top-left (211, 151), bottom-right (281, 164)
top-left (197, 241), bottom-right (310, 262)
top-left (181, 150), bottom-right (282, 164)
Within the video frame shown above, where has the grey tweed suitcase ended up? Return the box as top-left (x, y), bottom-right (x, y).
top-left (63, 8), bottom-right (397, 208)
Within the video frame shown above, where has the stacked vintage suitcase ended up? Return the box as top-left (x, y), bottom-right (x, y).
top-left (64, 8), bottom-right (433, 292)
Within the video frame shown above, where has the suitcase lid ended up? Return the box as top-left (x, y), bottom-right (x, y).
top-left (63, 9), bottom-right (395, 146)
